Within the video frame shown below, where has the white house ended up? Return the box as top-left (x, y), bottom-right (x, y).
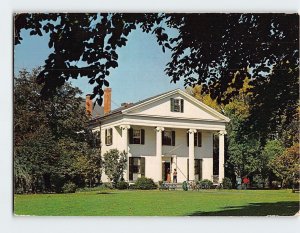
top-left (88, 88), bottom-right (230, 184)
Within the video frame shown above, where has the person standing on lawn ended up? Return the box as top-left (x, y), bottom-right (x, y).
top-left (173, 169), bottom-right (177, 183)
top-left (236, 176), bottom-right (242, 190)
top-left (243, 176), bottom-right (250, 189)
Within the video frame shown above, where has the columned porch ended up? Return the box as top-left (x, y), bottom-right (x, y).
top-left (118, 122), bottom-right (226, 183)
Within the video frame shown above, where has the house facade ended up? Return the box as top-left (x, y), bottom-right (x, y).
top-left (89, 88), bottom-right (229, 184)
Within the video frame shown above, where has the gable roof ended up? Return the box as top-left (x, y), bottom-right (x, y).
top-left (91, 89), bottom-right (230, 122)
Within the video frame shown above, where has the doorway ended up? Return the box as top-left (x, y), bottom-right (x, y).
top-left (162, 161), bottom-right (171, 181)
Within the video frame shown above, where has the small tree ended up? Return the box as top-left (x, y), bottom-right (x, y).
top-left (270, 143), bottom-right (300, 188)
top-left (103, 149), bottom-right (127, 186)
top-left (259, 140), bottom-right (285, 187)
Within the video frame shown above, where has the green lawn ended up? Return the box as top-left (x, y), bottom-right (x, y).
top-left (14, 189), bottom-right (299, 216)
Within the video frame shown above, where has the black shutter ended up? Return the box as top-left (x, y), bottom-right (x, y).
top-left (187, 158), bottom-right (189, 181)
top-left (110, 128), bottom-right (113, 145)
top-left (129, 128), bottom-right (133, 144)
top-left (180, 99), bottom-right (184, 112)
top-left (172, 131), bottom-right (175, 146)
top-left (129, 157), bottom-right (133, 181)
top-left (194, 132), bottom-right (197, 146)
top-left (198, 132), bottom-right (202, 147)
top-left (170, 98), bottom-right (174, 112)
top-left (199, 159), bottom-right (203, 180)
top-left (162, 131), bottom-right (165, 145)
top-left (105, 129), bottom-right (107, 145)
top-left (141, 129), bottom-right (145, 145)
top-left (140, 157), bottom-right (145, 177)
top-left (187, 132), bottom-right (189, 146)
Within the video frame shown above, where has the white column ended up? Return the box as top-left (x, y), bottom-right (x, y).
top-left (218, 130), bottom-right (226, 183)
top-left (155, 127), bottom-right (164, 181)
top-left (120, 125), bottom-right (130, 181)
top-left (188, 129), bottom-right (197, 181)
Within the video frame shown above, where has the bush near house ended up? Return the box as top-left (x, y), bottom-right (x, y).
top-left (198, 179), bottom-right (213, 189)
top-left (115, 181), bottom-right (129, 190)
top-left (62, 182), bottom-right (77, 193)
top-left (134, 177), bottom-right (157, 190)
top-left (222, 177), bottom-right (233, 189)
top-left (103, 149), bottom-right (127, 187)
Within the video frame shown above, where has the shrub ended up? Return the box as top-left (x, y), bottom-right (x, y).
top-left (199, 179), bottom-right (213, 189)
top-left (62, 182), bottom-right (77, 193)
top-left (182, 181), bottom-right (188, 191)
top-left (103, 149), bottom-right (127, 186)
top-left (134, 177), bottom-right (157, 190)
top-left (252, 175), bottom-right (267, 189)
top-left (222, 177), bottom-right (232, 189)
top-left (115, 181), bottom-right (129, 190)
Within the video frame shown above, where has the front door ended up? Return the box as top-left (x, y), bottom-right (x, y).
top-left (162, 162), bottom-right (171, 181)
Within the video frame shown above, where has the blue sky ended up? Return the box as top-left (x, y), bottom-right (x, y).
top-left (14, 26), bottom-right (185, 109)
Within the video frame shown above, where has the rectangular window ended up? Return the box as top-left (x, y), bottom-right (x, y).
top-left (129, 128), bottom-right (145, 145)
top-left (105, 128), bottom-right (113, 146)
top-left (133, 129), bottom-right (141, 144)
top-left (129, 157), bottom-right (145, 181)
top-left (170, 98), bottom-right (184, 112)
top-left (162, 130), bottom-right (175, 146)
top-left (194, 159), bottom-right (203, 181)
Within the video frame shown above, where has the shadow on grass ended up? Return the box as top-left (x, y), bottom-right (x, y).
top-left (96, 192), bottom-right (118, 195)
top-left (188, 201), bottom-right (299, 216)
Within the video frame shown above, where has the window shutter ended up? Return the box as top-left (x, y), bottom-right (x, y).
top-left (105, 129), bottom-right (107, 145)
top-left (180, 99), bottom-right (184, 112)
top-left (162, 131), bottom-right (165, 145)
top-left (141, 129), bottom-right (145, 145)
top-left (110, 128), bottom-right (113, 145)
top-left (194, 132), bottom-right (197, 146)
top-left (187, 132), bottom-right (189, 146)
top-left (199, 159), bottom-right (203, 180)
top-left (129, 157), bottom-right (133, 181)
top-left (140, 157), bottom-right (145, 177)
top-left (198, 132), bottom-right (202, 147)
top-left (187, 158), bottom-right (189, 181)
top-left (172, 131), bottom-right (175, 146)
top-left (170, 98), bottom-right (174, 112)
top-left (129, 128), bottom-right (133, 144)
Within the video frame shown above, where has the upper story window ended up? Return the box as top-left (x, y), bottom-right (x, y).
top-left (129, 128), bottom-right (145, 144)
top-left (105, 128), bottom-right (113, 146)
top-left (162, 130), bottom-right (175, 146)
top-left (170, 98), bottom-right (184, 113)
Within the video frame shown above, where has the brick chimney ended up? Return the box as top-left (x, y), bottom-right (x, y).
top-left (104, 88), bottom-right (111, 115)
top-left (86, 94), bottom-right (93, 117)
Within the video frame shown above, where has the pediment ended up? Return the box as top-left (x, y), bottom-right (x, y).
top-left (122, 89), bottom-right (229, 122)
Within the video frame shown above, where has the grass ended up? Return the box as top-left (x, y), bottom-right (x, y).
top-left (14, 189), bottom-right (299, 216)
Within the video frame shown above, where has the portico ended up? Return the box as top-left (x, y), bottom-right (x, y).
top-left (118, 121), bottom-right (226, 183)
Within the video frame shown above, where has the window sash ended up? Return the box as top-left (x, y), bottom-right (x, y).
top-left (170, 98), bottom-right (184, 112)
top-left (163, 130), bottom-right (175, 146)
top-left (173, 99), bottom-right (180, 112)
top-left (133, 129), bottom-right (141, 144)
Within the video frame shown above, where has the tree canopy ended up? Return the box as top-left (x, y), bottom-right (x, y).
top-left (14, 13), bottom-right (299, 106)
top-left (14, 69), bottom-right (102, 193)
